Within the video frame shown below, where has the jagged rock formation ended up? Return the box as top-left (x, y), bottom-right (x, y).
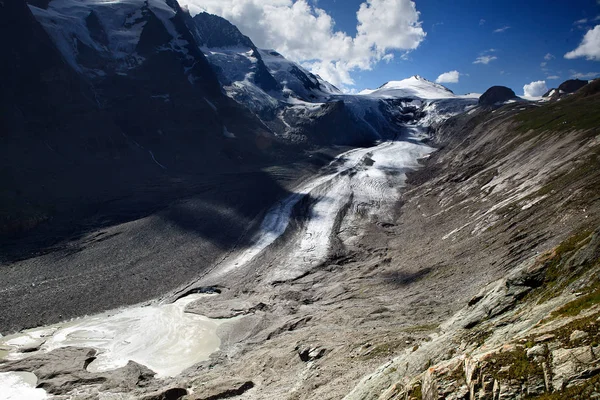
top-left (190, 12), bottom-right (280, 94)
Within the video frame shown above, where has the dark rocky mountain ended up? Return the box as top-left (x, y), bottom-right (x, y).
top-left (190, 12), bottom-right (336, 106)
top-left (1, 0), bottom-right (287, 239)
top-left (559, 78), bottom-right (589, 93)
top-left (190, 12), bottom-right (280, 93)
top-left (543, 78), bottom-right (590, 100)
top-left (191, 11), bottom-right (253, 49)
top-left (0, 0), bottom-right (106, 234)
top-left (478, 85), bottom-right (518, 107)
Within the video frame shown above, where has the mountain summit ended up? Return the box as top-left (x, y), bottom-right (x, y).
top-left (360, 75), bottom-right (457, 99)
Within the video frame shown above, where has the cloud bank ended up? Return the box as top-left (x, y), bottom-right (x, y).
top-left (178, 0), bottom-right (426, 88)
top-left (523, 80), bottom-right (548, 97)
top-left (565, 25), bottom-right (600, 61)
top-left (435, 70), bottom-right (460, 83)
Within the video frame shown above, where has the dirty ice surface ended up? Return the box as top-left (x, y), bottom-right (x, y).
top-left (210, 138), bottom-right (433, 282)
top-left (1, 294), bottom-right (227, 379)
top-left (0, 371), bottom-right (48, 400)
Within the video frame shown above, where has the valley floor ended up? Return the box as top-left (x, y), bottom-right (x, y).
top-left (0, 132), bottom-right (437, 398)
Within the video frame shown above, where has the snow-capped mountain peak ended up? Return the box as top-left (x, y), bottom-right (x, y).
top-left (360, 75), bottom-right (456, 99)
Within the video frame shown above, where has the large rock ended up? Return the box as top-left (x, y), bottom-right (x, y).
top-left (0, 347), bottom-right (155, 396)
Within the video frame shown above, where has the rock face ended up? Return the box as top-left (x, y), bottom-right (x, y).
top-left (478, 85), bottom-right (517, 107)
top-left (191, 12), bottom-right (280, 93)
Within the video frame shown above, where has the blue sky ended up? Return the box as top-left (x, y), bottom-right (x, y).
top-left (316, 0), bottom-right (600, 94)
top-left (182, 0), bottom-right (600, 95)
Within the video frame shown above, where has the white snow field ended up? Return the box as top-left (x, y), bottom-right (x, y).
top-left (359, 75), bottom-right (474, 99)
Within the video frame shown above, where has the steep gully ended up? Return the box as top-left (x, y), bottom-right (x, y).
top-left (0, 127), bottom-right (433, 397)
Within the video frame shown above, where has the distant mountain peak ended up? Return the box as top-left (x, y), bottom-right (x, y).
top-left (363, 75), bottom-right (455, 99)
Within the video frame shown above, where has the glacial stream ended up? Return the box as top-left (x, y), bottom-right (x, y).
top-left (0, 136), bottom-right (432, 399)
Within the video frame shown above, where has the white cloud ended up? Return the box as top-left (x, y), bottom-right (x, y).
top-left (565, 25), bottom-right (600, 61)
top-left (523, 80), bottom-right (548, 97)
top-left (435, 70), bottom-right (460, 83)
top-left (570, 70), bottom-right (599, 79)
top-left (473, 55), bottom-right (497, 64)
top-left (179, 0), bottom-right (426, 88)
top-left (479, 19), bottom-right (485, 26)
top-left (544, 53), bottom-right (554, 61)
top-left (546, 75), bottom-right (561, 80)
top-left (493, 25), bottom-right (510, 33)
top-left (540, 62), bottom-right (547, 67)
top-left (574, 18), bottom-right (588, 25)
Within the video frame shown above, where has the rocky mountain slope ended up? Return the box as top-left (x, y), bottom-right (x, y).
top-left (346, 79), bottom-right (600, 400)
top-left (0, 0), bottom-right (325, 339)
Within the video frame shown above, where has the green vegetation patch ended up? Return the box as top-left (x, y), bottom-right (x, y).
top-left (403, 382), bottom-right (423, 400)
top-left (400, 324), bottom-right (439, 334)
top-left (514, 88), bottom-right (600, 134)
top-left (530, 230), bottom-right (595, 303)
top-left (552, 283), bottom-right (600, 318)
top-left (359, 339), bottom-right (407, 360)
top-left (489, 348), bottom-right (543, 381)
